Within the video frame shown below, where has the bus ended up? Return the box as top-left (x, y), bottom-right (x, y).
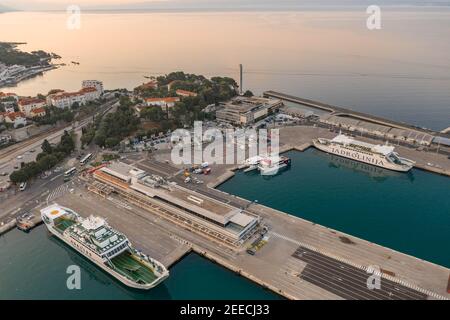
top-left (64, 167), bottom-right (77, 182)
top-left (80, 153), bottom-right (93, 166)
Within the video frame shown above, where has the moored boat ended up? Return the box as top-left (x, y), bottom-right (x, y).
top-left (313, 134), bottom-right (415, 172)
top-left (41, 204), bottom-right (169, 290)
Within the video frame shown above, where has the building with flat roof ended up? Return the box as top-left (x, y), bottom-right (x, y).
top-left (176, 89), bottom-right (197, 97)
top-left (4, 112), bottom-right (26, 128)
top-left (93, 162), bottom-right (260, 246)
top-left (48, 81), bottom-right (102, 109)
top-left (216, 96), bottom-right (283, 125)
top-left (319, 114), bottom-right (434, 146)
top-left (82, 80), bottom-right (104, 94)
top-left (18, 98), bottom-right (46, 117)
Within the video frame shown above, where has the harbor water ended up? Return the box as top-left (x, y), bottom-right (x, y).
top-left (219, 149), bottom-right (450, 268)
top-left (0, 226), bottom-right (282, 300)
top-left (1, 9), bottom-right (450, 130)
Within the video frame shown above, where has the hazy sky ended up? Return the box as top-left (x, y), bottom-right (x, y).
top-left (2, 0), bottom-right (450, 11)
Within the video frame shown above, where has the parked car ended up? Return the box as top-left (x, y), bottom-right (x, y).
top-left (19, 182), bottom-right (27, 191)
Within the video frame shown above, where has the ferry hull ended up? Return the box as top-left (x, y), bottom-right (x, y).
top-left (313, 140), bottom-right (412, 172)
top-left (44, 222), bottom-right (169, 290)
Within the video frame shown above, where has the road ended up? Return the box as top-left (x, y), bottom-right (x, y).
top-left (0, 99), bottom-right (118, 223)
top-left (0, 99), bottom-right (118, 186)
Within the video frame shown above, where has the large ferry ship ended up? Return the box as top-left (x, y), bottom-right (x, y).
top-left (313, 134), bottom-right (415, 172)
top-left (41, 204), bottom-right (169, 290)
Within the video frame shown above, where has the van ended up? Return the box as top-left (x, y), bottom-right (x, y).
top-left (19, 182), bottom-right (27, 191)
top-left (200, 162), bottom-right (209, 169)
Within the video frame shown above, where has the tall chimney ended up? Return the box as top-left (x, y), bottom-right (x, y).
top-left (239, 64), bottom-right (243, 95)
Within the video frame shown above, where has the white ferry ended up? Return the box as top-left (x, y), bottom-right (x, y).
top-left (313, 134), bottom-right (415, 172)
top-left (41, 204), bottom-right (169, 290)
top-left (258, 156), bottom-right (291, 176)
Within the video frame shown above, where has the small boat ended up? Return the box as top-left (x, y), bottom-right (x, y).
top-left (244, 165), bottom-right (258, 173)
top-left (258, 156), bottom-right (291, 176)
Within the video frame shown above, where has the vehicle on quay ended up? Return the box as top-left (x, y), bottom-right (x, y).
top-left (313, 134), bottom-right (415, 172)
top-left (64, 167), bottom-right (77, 182)
top-left (40, 204), bottom-right (169, 290)
top-left (80, 153), bottom-right (93, 166)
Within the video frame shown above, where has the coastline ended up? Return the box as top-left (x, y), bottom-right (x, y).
top-left (0, 65), bottom-right (58, 89)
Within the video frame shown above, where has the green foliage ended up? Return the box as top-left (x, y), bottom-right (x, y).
top-left (41, 139), bottom-right (52, 154)
top-left (140, 106), bottom-right (165, 122)
top-left (9, 131), bottom-right (75, 183)
top-left (243, 90), bottom-right (254, 97)
top-left (135, 71), bottom-right (237, 128)
top-left (93, 97), bottom-right (139, 148)
top-left (0, 42), bottom-right (54, 66)
top-left (34, 107), bottom-right (74, 126)
top-left (81, 124), bottom-right (96, 147)
top-left (102, 153), bottom-right (120, 162)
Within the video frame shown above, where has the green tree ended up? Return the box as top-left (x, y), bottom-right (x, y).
top-left (42, 139), bottom-right (52, 154)
top-left (243, 90), bottom-right (254, 97)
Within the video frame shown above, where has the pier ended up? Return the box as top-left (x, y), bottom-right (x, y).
top-left (41, 148), bottom-right (450, 300)
top-left (5, 91), bottom-right (449, 300)
top-left (263, 90), bottom-right (439, 135)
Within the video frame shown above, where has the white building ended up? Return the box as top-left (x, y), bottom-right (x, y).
top-left (82, 80), bottom-right (104, 94)
top-left (18, 98), bottom-right (47, 117)
top-left (4, 112), bottom-right (27, 128)
top-left (0, 92), bottom-right (18, 102)
top-left (176, 89), bottom-right (197, 97)
top-left (49, 87), bottom-right (102, 109)
top-left (0, 64), bottom-right (27, 82)
top-left (145, 97), bottom-right (180, 108)
top-left (30, 107), bottom-right (46, 118)
top-left (4, 106), bottom-right (15, 113)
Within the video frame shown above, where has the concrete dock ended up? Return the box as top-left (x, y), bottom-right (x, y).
top-left (104, 128), bottom-right (450, 300)
top-left (16, 99), bottom-right (449, 300)
top-left (43, 167), bottom-right (449, 300)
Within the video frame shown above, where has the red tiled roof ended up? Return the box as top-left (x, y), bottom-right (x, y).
top-left (31, 107), bottom-right (46, 114)
top-left (52, 87), bottom-right (98, 101)
top-left (19, 98), bottom-right (45, 106)
top-left (0, 92), bottom-right (17, 98)
top-left (176, 89), bottom-right (197, 96)
top-left (139, 81), bottom-right (158, 89)
top-left (52, 91), bottom-right (83, 101)
top-left (145, 97), bottom-right (180, 103)
top-left (80, 87), bottom-right (97, 93)
top-left (6, 112), bottom-right (26, 121)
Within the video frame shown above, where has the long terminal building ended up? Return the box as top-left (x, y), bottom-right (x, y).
top-left (92, 162), bottom-right (260, 247)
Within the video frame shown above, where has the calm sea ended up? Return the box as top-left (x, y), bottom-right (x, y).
top-left (0, 9), bottom-right (449, 130)
top-left (0, 226), bottom-right (282, 299)
top-left (219, 149), bottom-right (450, 268)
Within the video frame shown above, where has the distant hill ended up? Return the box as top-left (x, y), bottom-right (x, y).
top-left (3, 0), bottom-right (450, 11)
top-left (84, 0), bottom-right (450, 11)
top-left (0, 4), bottom-right (13, 12)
